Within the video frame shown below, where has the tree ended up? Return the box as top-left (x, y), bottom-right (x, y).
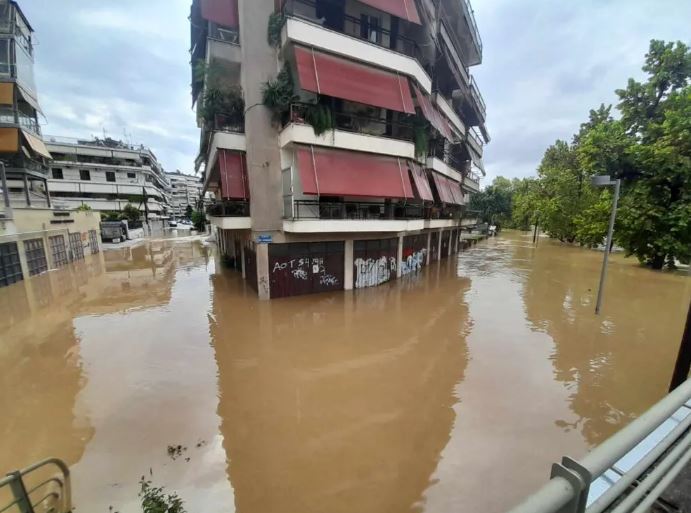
top-left (614, 40), bottom-right (691, 268)
top-left (468, 177), bottom-right (514, 226)
top-left (75, 203), bottom-right (92, 211)
top-left (121, 203), bottom-right (141, 224)
top-left (191, 210), bottom-right (206, 231)
top-left (185, 205), bottom-right (193, 219)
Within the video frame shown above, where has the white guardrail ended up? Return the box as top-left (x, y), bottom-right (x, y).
top-left (508, 378), bottom-right (691, 513)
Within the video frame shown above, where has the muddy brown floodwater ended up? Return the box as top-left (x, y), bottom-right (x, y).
top-left (0, 232), bottom-right (689, 513)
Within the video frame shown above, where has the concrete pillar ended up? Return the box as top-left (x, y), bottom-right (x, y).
top-left (44, 179), bottom-right (51, 208)
top-left (240, 243), bottom-right (246, 279)
top-left (447, 230), bottom-right (453, 257)
top-left (17, 237), bottom-right (30, 281)
top-left (256, 242), bottom-right (270, 300)
top-left (396, 235), bottom-right (403, 278)
top-left (425, 231), bottom-right (431, 265)
top-left (218, 227), bottom-right (224, 255)
top-left (344, 239), bottom-right (354, 290)
top-left (437, 229), bottom-right (443, 260)
top-left (23, 174), bottom-right (31, 206)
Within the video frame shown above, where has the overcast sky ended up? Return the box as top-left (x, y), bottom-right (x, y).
top-left (22, 0), bottom-right (691, 181)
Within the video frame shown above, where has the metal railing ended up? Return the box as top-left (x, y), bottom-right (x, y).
top-left (0, 458), bottom-right (71, 513)
top-left (210, 112), bottom-right (244, 133)
top-left (286, 103), bottom-right (414, 141)
top-left (0, 108), bottom-right (41, 135)
top-left (467, 126), bottom-right (484, 150)
top-left (461, 0), bottom-right (483, 56)
top-left (469, 76), bottom-right (486, 116)
top-left (428, 141), bottom-right (469, 174)
top-left (207, 200), bottom-right (250, 217)
top-left (282, 0), bottom-right (423, 62)
top-left (507, 378), bottom-right (691, 513)
top-left (292, 200), bottom-right (461, 220)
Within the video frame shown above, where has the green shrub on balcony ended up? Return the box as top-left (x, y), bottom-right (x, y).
top-left (267, 12), bottom-right (285, 48)
top-left (199, 85), bottom-right (245, 129)
top-left (262, 65), bottom-right (299, 123)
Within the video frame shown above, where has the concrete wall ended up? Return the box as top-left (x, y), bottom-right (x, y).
top-left (0, 208), bottom-right (102, 285)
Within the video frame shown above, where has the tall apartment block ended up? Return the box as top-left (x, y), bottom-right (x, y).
top-left (190, 0), bottom-right (488, 299)
top-left (45, 136), bottom-right (170, 216)
top-left (166, 170), bottom-right (206, 217)
top-left (0, 0), bottom-right (101, 288)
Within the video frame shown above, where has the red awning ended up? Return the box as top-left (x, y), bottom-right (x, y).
top-left (432, 172), bottom-right (455, 204)
top-left (409, 162), bottom-right (434, 201)
top-left (411, 83), bottom-right (454, 141)
top-left (201, 0), bottom-right (238, 28)
top-left (296, 145), bottom-right (414, 199)
top-left (446, 178), bottom-right (464, 205)
top-left (295, 46), bottom-right (415, 114)
top-left (219, 149), bottom-right (249, 199)
top-left (357, 0), bottom-right (421, 24)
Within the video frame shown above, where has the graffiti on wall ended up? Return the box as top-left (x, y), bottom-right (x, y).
top-left (268, 242), bottom-right (345, 298)
top-left (354, 256), bottom-right (397, 289)
top-left (400, 248), bottom-right (427, 276)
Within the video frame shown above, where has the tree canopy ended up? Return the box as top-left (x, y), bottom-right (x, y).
top-left (491, 40), bottom-right (690, 269)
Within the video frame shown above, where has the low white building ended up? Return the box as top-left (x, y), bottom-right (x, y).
top-left (44, 136), bottom-right (170, 216)
top-left (165, 171), bottom-right (207, 217)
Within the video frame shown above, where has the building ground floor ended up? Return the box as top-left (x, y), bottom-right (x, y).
top-left (0, 207), bottom-right (102, 288)
top-left (214, 224), bottom-right (484, 300)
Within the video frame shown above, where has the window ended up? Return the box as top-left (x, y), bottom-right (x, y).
top-left (23, 238), bottom-right (48, 276)
top-left (51, 168), bottom-right (63, 179)
top-left (360, 14), bottom-right (381, 44)
top-left (106, 171), bottom-right (116, 182)
top-left (0, 242), bottom-right (23, 287)
top-left (127, 172), bottom-right (136, 179)
top-left (80, 169), bottom-right (91, 181)
top-left (88, 230), bottom-right (99, 254)
top-left (69, 232), bottom-right (84, 261)
top-left (0, 39), bottom-right (10, 75)
top-left (49, 235), bottom-right (68, 267)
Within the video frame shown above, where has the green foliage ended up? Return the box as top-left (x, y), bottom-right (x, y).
top-left (139, 478), bottom-right (186, 513)
top-left (121, 203), bottom-right (141, 224)
top-left (262, 65), bottom-right (298, 122)
top-left (267, 12), bottom-right (285, 48)
top-left (199, 85), bottom-right (244, 127)
top-left (304, 103), bottom-right (333, 136)
top-left (185, 205), bottom-right (193, 219)
top-left (574, 190), bottom-right (614, 248)
top-left (469, 177), bottom-right (514, 226)
top-left (101, 211), bottom-right (120, 222)
top-left (191, 210), bottom-right (206, 231)
top-left (413, 119), bottom-right (429, 158)
top-left (75, 204), bottom-right (92, 211)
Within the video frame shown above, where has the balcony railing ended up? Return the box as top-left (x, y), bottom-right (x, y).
top-left (207, 200), bottom-right (250, 217)
top-left (428, 141), bottom-right (469, 174)
top-left (469, 76), bottom-right (486, 116)
top-left (282, 0), bottom-right (423, 62)
top-left (292, 200), bottom-right (461, 221)
top-left (0, 107), bottom-right (41, 135)
top-left (467, 126), bottom-right (483, 151)
top-left (461, 0), bottom-right (483, 56)
top-left (210, 112), bottom-right (245, 133)
top-left (286, 103), bottom-right (414, 141)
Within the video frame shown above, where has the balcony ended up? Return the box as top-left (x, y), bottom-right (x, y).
top-left (282, 3), bottom-right (432, 93)
top-left (426, 142), bottom-right (467, 183)
top-left (440, 0), bottom-right (482, 67)
top-left (463, 171), bottom-right (480, 193)
top-left (0, 107), bottom-right (40, 135)
top-left (466, 126), bottom-right (483, 156)
top-left (280, 103), bottom-right (416, 160)
top-left (206, 200), bottom-right (251, 230)
top-left (469, 76), bottom-right (486, 119)
top-left (284, 199), bottom-right (462, 233)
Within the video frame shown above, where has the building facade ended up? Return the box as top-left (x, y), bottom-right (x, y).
top-left (190, 0), bottom-right (488, 299)
top-left (44, 137), bottom-right (170, 216)
top-left (0, 0), bottom-right (102, 289)
top-left (166, 170), bottom-right (205, 217)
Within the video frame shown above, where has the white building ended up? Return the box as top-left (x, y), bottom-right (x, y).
top-left (166, 171), bottom-right (206, 217)
top-left (44, 136), bottom-right (170, 216)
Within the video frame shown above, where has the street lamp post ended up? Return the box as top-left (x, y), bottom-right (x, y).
top-left (592, 175), bottom-right (621, 315)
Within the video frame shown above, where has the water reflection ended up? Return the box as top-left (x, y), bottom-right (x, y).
top-left (0, 233), bottom-right (688, 513)
top-left (210, 260), bottom-right (471, 513)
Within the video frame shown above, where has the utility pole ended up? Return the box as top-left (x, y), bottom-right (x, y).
top-left (0, 162), bottom-right (10, 209)
top-left (592, 176), bottom-right (621, 315)
top-left (669, 301), bottom-right (691, 391)
top-left (532, 214), bottom-right (539, 245)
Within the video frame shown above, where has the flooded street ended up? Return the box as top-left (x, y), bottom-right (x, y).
top-left (0, 232), bottom-right (689, 513)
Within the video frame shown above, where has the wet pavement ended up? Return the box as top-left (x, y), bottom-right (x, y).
top-left (0, 232), bottom-right (689, 513)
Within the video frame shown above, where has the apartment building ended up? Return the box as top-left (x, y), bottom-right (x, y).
top-left (166, 170), bottom-right (205, 217)
top-left (190, 0), bottom-right (488, 299)
top-left (45, 136), bottom-right (170, 217)
top-left (0, 0), bottom-right (101, 289)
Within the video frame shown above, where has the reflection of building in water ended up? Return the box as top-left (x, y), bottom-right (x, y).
top-left (210, 259), bottom-right (471, 513)
top-left (519, 239), bottom-right (691, 446)
top-left (0, 241), bottom-right (200, 476)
